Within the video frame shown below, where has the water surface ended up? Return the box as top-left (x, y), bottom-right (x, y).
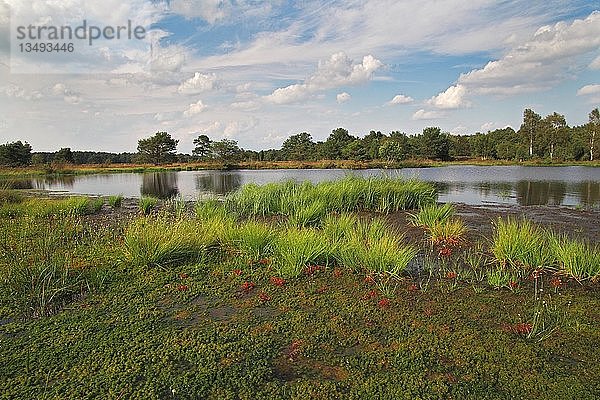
top-left (14, 166), bottom-right (600, 207)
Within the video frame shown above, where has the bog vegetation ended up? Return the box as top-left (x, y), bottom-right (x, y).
top-left (1, 178), bottom-right (599, 398)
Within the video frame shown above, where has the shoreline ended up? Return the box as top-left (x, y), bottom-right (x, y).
top-left (1, 159), bottom-right (599, 179)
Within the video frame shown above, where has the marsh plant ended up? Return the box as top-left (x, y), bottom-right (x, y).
top-left (108, 194), bottom-right (123, 208)
top-left (492, 218), bottom-right (553, 271)
top-left (409, 203), bottom-right (454, 228)
top-left (139, 196), bottom-right (158, 215)
top-left (273, 227), bottom-right (330, 278)
top-left (549, 234), bottom-right (600, 281)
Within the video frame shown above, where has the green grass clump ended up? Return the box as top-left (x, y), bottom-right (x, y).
top-left (0, 196), bottom-right (104, 217)
top-left (195, 199), bottom-right (233, 222)
top-left (139, 196), bottom-right (158, 215)
top-left (227, 176), bottom-right (437, 217)
top-left (409, 203), bottom-right (454, 228)
top-left (108, 194), bottom-right (123, 208)
top-left (0, 216), bottom-right (113, 317)
top-left (0, 189), bottom-right (24, 204)
top-left (287, 200), bottom-right (328, 227)
top-left (492, 218), bottom-right (554, 271)
top-left (123, 217), bottom-right (218, 268)
top-left (335, 219), bottom-right (417, 277)
top-left (273, 227), bottom-right (331, 278)
top-left (226, 220), bottom-right (275, 262)
top-left (550, 234), bottom-right (600, 281)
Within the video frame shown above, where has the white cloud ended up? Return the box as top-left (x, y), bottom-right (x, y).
top-left (336, 92), bottom-right (351, 103)
top-left (590, 55), bottom-right (600, 70)
top-left (183, 99), bottom-right (206, 117)
top-left (265, 52), bottom-right (382, 104)
top-left (169, 0), bottom-right (274, 24)
top-left (178, 72), bottom-right (218, 94)
top-left (388, 94), bottom-right (414, 105)
top-left (480, 122), bottom-right (495, 131)
top-left (458, 12), bottom-right (600, 95)
top-left (427, 84), bottom-right (470, 109)
top-left (577, 84), bottom-right (600, 96)
top-left (412, 109), bottom-right (444, 120)
top-left (52, 83), bottom-right (81, 104)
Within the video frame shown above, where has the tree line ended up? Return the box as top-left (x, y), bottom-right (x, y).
top-left (1, 107), bottom-right (598, 167)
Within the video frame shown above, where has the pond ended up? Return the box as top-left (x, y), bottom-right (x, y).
top-left (11, 166), bottom-right (600, 207)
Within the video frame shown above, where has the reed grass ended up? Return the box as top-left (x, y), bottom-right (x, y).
top-left (108, 194), bottom-right (123, 208)
top-left (273, 227), bottom-right (331, 278)
top-left (0, 196), bottom-right (104, 217)
top-left (491, 218), bottom-right (554, 271)
top-left (123, 217), bottom-right (219, 268)
top-left (227, 176), bottom-right (437, 218)
top-left (409, 203), bottom-right (454, 228)
top-left (139, 196), bottom-right (158, 215)
top-left (226, 220), bottom-right (275, 262)
top-left (550, 234), bottom-right (600, 281)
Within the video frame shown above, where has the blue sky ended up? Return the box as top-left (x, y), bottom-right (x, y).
top-left (0, 0), bottom-right (599, 153)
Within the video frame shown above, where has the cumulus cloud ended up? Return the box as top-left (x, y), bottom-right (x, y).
top-left (388, 94), bottom-right (414, 105)
top-left (412, 109), bottom-right (444, 120)
top-left (183, 99), bottom-right (206, 117)
top-left (265, 52), bottom-right (383, 105)
top-left (336, 92), bottom-right (351, 103)
top-left (178, 72), bottom-right (219, 94)
top-left (577, 84), bottom-right (600, 96)
top-left (427, 84), bottom-right (470, 109)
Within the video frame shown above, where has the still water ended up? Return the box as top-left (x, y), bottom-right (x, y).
top-left (14, 166), bottom-right (600, 207)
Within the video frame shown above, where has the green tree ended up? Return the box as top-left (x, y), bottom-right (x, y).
top-left (321, 128), bottom-right (355, 159)
top-left (0, 141), bottom-right (32, 166)
top-left (588, 108), bottom-right (599, 161)
top-left (137, 132), bottom-right (179, 165)
top-left (54, 147), bottom-right (74, 164)
top-left (519, 109), bottom-right (542, 158)
top-left (281, 132), bottom-right (315, 160)
top-left (192, 134), bottom-right (212, 160)
top-left (543, 112), bottom-right (567, 161)
top-left (418, 127), bottom-right (450, 160)
top-left (211, 139), bottom-right (242, 162)
top-left (362, 130), bottom-right (386, 160)
top-left (378, 132), bottom-right (411, 161)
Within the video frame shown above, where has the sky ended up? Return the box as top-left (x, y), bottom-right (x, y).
top-left (0, 0), bottom-right (599, 153)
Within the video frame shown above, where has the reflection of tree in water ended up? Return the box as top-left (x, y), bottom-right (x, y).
top-left (40, 175), bottom-right (76, 188)
top-left (0, 179), bottom-right (33, 189)
top-left (515, 181), bottom-right (566, 206)
top-left (577, 181), bottom-right (600, 207)
top-left (195, 172), bottom-right (242, 195)
top-left (432, 182), bottom-right (451, 196)
top-left (141, 172), bottom-right (179, 199)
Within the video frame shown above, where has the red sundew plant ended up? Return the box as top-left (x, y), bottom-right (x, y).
top-left (439, 247), bottom-right (453, 257)
top-left (288, 340), bottom-right (304, 361)
top-left (378, 298), bottom-right (391, 309)
top-left (550, 277), bottom-right (563, 288)
top-left (258, 291), bottom-right (271, 303)
top-left (177, 284), bottom-right (189, 292)
top-left (270, 276), bottom-right (286, 287)
top-left (502, 322), bottom-right (533, 335)
top-left (316, 285), bottom-right (328, 294)
top-left (179, 273), bottom-right (189, 280)
top-left (304, 265), bottom-right (322, 276)
top-left (258, 258), bottom-right (271, 265)
top-left (241, 281), bottom-right (255, 293)
top-left (446, 271), bottom-right (458, 279)
top-left (408, 283), bottom-right (419, 292)
top-left (364, 275), bottom-right (376, 285)
top-left (232, 269), bottom-right (243, 276)
top-left (362, 290), bottom-right (378, 300)
top-left (509, 281), bottom-right (519, 290)
top-left (333, 268), bottom-right (343, 278)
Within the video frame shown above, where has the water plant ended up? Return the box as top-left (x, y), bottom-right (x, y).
top-left (139, 196), bottom-right (158, 215)
top-left (122, 217), bottom-right (216, 268)
top-left (226, 220), bottom-right (275, 262)
top-left (549, 234), bottom-right (600, 281)
top-left (491, 217), bottom-right (554, 271)
top-left (273, 227), bottom-right (330, 278)
top-left (108, 194), bottom-right (123, 208)
top-left (409, 203), bottom-right (454, 228)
